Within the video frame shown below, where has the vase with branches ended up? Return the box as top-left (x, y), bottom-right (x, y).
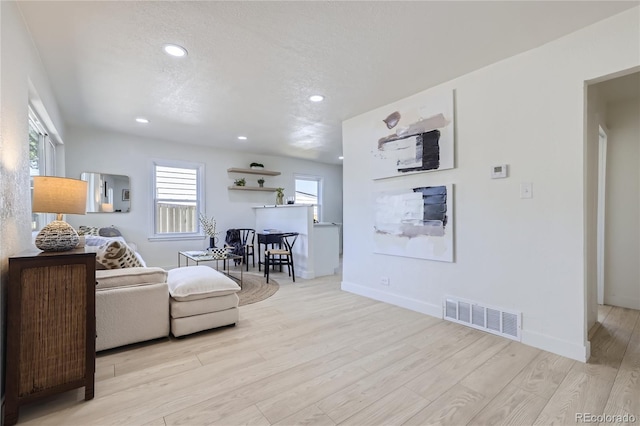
top-left (199, 213), bottom-right (220, 248)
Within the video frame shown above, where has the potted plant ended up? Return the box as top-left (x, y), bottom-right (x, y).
top-left (250, 162), bottom-right (264, 170)
top-left (234, 178), bottom-right (246, 186)
top-left (257, 178), bottom-right (265, 187)
top-left (275, 187), bottom-right (285, 205)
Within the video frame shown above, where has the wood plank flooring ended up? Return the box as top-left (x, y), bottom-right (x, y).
top-left (17, 272), bottom-right (640, 425)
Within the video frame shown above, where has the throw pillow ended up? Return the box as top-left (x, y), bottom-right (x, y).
top-left (96, 240), bottom-right (144, 269)
top-left (85, 235), bottom-right (127, 248)
top-left (85, 236), bottom-right (147, 267)
top-left (99, 226), bottom-right (123, 237)
top-left (78, 226), bottom-right (100, 236)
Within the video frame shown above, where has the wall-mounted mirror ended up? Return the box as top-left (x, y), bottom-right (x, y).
top-left (81, 172), bottom-right (131, 213)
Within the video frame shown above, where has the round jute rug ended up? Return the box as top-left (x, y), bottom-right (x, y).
top-left (238, 274), bottom-right (279, 306)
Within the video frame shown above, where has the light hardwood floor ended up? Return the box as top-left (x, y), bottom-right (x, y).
top-left (18, 272), bottom-right (640, 426)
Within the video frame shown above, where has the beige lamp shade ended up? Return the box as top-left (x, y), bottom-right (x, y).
top-left (32, 176), bottom-right (87, 252)
top-left (32, 176), bottom-right (87, 216)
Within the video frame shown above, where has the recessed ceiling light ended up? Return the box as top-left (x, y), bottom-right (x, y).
top-left (309, 95), bottom-right (324, 102)
top-left (237, 136), bottom-right (247, 140)
top-left (163, 44), bottom-right (188, 57)
top-left (135, 117), bottom-right (149, 124)
top-left (338, 156), bottom-right (344, 160)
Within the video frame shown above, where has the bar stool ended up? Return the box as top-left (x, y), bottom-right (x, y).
top-left (264, 232), bottom-right (298, 283)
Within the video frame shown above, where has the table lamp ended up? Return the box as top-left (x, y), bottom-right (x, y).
top-left (32, 176), bottom-right (88, 252)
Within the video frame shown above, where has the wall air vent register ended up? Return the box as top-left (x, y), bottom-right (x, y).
top-left (443, 296), bottom-right (521, 341)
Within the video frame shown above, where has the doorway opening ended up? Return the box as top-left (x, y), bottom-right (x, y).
top-left (585, 69), bottom-right (640, 353)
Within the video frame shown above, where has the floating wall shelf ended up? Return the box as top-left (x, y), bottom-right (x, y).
top-left (227, 167), bottom-right (281, 176)
top-left (228, 186), bottom-right (277, 192)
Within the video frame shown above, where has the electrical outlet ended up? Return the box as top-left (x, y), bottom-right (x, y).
top-left (380, 277), bottom-right (390, 286)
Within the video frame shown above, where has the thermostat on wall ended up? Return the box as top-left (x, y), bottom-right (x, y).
top-left (491, 164), bottom-right (508, 179)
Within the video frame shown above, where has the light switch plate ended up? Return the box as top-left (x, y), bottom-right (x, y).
top-left (520, 182), bottom-right (533, 199)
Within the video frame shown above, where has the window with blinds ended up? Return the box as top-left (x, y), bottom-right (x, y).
top-left (153, 161), bottom-right (203, 236)
top-left (294, 175), bottom-right (322, 222)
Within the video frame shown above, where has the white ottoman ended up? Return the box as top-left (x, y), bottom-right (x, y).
top-left (167, 266), bottom-right (241, 337)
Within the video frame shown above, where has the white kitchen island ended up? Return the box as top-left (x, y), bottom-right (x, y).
top-left (253, 205), bottom-right (340, 279)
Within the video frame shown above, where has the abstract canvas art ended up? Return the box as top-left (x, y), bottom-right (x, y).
top-left (372, 90), bottom-right (454, 180)
top-left (373, 184), bottom-right (453, 262)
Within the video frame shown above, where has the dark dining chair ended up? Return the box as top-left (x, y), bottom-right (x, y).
top-left (264, 232), bottom-right (298, 283)
top-left (238, 228), bottom-right (256, 270)
top-left (224, 228), bottom-right (255, 271)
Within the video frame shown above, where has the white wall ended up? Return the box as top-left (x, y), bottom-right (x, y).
top-left (604, 97), bottom-right (640, 309)
top-left (0, 0), bottom-right (66, 404)
top-left (342, 8), bottom-right (640, 361)
top-left (64, 126), bottom-right (343, 269)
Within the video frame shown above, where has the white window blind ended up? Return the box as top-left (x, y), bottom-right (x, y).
top-left (153, 163), bottom-right (201, 235)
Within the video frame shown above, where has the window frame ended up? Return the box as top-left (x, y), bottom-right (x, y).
top-left (149, 158), bottom-right (205, 241)
top-left (294, 174), bottom-right (323, 222)
top-left (29, 107), bottom-right (57, 232)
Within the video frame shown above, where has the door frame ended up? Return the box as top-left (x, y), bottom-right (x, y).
top-left (596, 125), bottom-right (608, 305)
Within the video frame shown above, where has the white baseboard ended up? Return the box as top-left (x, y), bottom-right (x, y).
top-left (521, 329), bottom-right (589, 362)
top-left (300, 269), bottom-right (314, 279)
top-left (341, 280), bottom-right (442, 319)
top-left (604, 295), bottom-right (640, 311)
top-left (342, 281), bottom-right (590, 362)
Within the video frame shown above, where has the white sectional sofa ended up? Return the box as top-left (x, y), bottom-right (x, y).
top-left (95, 267), bottom-right (170, 351)
top-left (81, 230), bottom-right (240, 351)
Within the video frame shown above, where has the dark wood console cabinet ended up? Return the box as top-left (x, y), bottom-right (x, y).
top-left (4, 250), bottom-right (96, 425)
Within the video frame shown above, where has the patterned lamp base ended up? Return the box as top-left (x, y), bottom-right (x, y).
top-left (35, 220), bottom-right (80, 252)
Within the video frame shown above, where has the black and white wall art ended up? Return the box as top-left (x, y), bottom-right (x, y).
top-left (373, 184), bottom-right (453, 262)
top-left (372, 90), bottom-right (454, 180)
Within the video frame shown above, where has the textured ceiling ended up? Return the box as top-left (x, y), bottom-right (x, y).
top-left (18, 1), bottom-right (637, 164)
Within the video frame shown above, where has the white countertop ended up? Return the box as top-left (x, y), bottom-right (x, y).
top-left (252, 204), bottom-right (313, 209)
